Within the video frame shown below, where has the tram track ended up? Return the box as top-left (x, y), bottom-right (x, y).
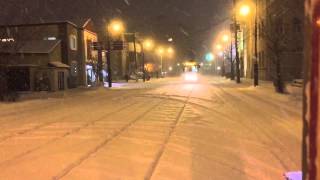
top-left (51, 98), bottom-right (167, 180)
top-left (0, 92), bottom-right (138, 143)
top-left (0, 98), bottom-right (142, 167)
top-left (0, 90), bottom-right (132, 127)
top-left (144, 86), bottom-right (194, 180)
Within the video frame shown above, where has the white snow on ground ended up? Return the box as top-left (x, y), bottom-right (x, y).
top-left (0, 76), bottom-right (302, 180)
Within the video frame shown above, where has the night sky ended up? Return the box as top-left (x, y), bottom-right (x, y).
top-left (1, 0), bottom-right (232, 60)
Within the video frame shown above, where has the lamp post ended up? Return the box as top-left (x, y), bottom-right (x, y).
top-left (253, 0), bottom-right (259, 86)
top-left (238, 1), bottom-right (259, 86)
top-left (143, 39), bottom-right (155, 81)
top-left (157, 47), bottom-right (164, 77)
top-left (230, 34), bottom-right (235, 80)
top-left (221, 34), bottom-right (231, 78)
top-left (141, 42), bottom-right (145, 82)
top-left (215, 44), bottom-right (225, 76)
top-left (106, 20), bottom-right (125, 88)
top-left (234, 0), bottom-right (241, 83)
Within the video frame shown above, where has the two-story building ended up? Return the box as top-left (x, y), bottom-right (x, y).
top-left (0, 18), bottom-right (99, 92)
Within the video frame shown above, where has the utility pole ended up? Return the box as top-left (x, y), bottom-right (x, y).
top-left (222, 54), bottom-right (226, 77)
top-left (133, 33), bottom-right (138, 80)
top-left (160, 55), bottom-right (163, 75)
top-left (253, 0), bottom-right (259, 86)
top-left (233, 0), bottom-right (241, 83)
top-left (106, 35), bottom-right (112, 88)
top-left (230, 31), bottom-right (235, 80)
top-left (97, 43), bottom-right (103, 84)
top-left (141, 42), bottom-right (146, 82)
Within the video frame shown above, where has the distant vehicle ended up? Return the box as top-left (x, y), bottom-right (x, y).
top-left (183, 60), bottom-right (200, 82)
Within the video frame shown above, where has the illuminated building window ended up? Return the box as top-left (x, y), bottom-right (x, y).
top-left (69, 35), bottom-right (77, 50)
top-left (44, 37), bottom-right (57, 41)
top-left (0, 38), bottom-right (14, 42)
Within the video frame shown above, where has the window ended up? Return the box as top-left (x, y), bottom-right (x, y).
top-left (44, 37), bottom-right (57, 41)
top-left (87, 40), bottom-right (93, 60)
top-left (293, 18), bottom-right (302, 34)
top-left (0, 38), bottom-right (14, 42)
top-left (69, 35), bottom-right (77, 50)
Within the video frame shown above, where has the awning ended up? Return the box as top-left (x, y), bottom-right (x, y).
top-left (48, 61), bottom-right (70, 68)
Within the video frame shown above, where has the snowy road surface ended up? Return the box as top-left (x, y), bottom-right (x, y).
top-left (0, 76), bottom-right (302, 180)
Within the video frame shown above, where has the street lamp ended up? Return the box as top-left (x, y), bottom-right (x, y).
top-left (105, 19), bottom-right (125, 88)
top-left (238, 1), bottom-right (258, 86)
top-left (143, 39), bottom-right (155, 51)
top-left (157, 47), bottom-right (164, 75)
top-left (141, 38), bottom-right (155, 82)
top-left (239, 4), bottom-right (251, 17)
top-left (233, 0), bottom-right (241, 83)
top-left (167, 47), bottom-right (174, 59)
top-left (215, 44), bottom-right (222, 51)
top-left (222, 34), bottom-right (230, 43)
top-left (220, 33), bottom-right (234, 80)
top-left (108, 20), bottom-right (125, 37)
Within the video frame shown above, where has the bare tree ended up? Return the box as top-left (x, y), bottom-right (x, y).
top-left (262, 17), bottom-right (288, 93)
top-left (261, 0), bottom-right (302, 93)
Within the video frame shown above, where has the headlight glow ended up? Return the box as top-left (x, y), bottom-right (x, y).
top-left (184, 73), bottom-right (198, 81)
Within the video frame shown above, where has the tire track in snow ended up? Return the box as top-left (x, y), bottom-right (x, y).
top-left (136, 94), bottom-right (232, 120)
top-left (213, 84), bottom-right (295, 171)
top-left (0, 98), bottom-right (141, 167)
top-left (0, 90), bottom-right (127, 126)
top-left (0, 92), bottom-right (137, 143)
top-left (0, 90), bottom-right (100, 118)
top-left (51, 99), bottom-right (166, 180)
top-left (144, 86), bottom-right (194, 180)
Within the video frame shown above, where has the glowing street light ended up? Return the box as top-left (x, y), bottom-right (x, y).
top-left (108, 20), bottom-right (125, 36)
top-left (222, 34), bottom-right (230, 43)
top-left (216, 44), bottom-right (222, 50)
top-left (143, 39), bottom-right (155, 51)
top-left (105, 19), bottom-right (126, 88)
top-left (157, 47), bottom-right (164, 55)
top-left (167, 47), bottom-right (174, 55)
top-left (239, 4), bottom-right (251, 17)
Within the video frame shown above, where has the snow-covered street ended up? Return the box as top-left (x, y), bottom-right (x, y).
top-left (0, 76), bottom-right (302, 180)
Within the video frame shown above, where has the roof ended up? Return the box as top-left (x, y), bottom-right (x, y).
top-left (0, 40), bottom-right (60, 54)
top-left (0, 18), bottom-right (92, 29)
top-left (48, 61), bottom-right (70, 68)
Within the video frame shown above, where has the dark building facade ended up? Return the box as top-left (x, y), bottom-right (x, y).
top-left (0, 19), bottom-right (98, 92)
top-left (243, 0), bottom-right (304, 82)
